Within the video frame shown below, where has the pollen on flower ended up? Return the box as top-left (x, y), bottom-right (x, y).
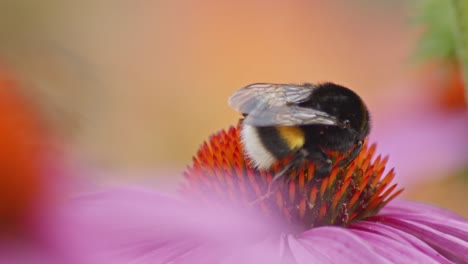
top-left (182, 125), bottom-right (403, 231)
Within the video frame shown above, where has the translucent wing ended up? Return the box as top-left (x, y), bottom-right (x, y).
top-left (228, 83), bottom-right (338, 127)
top-left (229, 83), bottom-right (312, 113)
top-left (242, 105), bottom-right (339, 126)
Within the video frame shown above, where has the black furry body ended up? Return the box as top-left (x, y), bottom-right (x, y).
top-left (255, 83), bottom-right (370, 178)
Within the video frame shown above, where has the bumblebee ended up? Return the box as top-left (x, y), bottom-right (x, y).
top-left (229, 82), bottom-right (370, 181)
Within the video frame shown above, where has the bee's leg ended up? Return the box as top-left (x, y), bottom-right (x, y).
top-left (271, 149), bottom-right (308, 183)
top-left (337, 140), bottom-right (363, 168)
top-left (313, 160), bottom-right (333, 179)
top-left (307, 148), bottom-right (332, 179)
top-left (249, 149), bottom-right (307, 206)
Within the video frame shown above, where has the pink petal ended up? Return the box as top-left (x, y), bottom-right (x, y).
top-left (364, 200), bottom-right (468, 263)
top-left (371, 108), bottom-right (468, 187)
top-left (350, 222), bottom-right (451, 263)
top-left (65, 187), bottom-right (279, 263)
top-left (65, 188), bottom-right (468, 263)
top-left (378, 199), bottom-right (466, 221)
top-left (291, 227), bottom-right (392, 264)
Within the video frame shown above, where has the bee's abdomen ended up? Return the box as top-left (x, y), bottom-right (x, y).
top-left (276, 126), bottom-right (305, 150)
top-left (240, 125), bottom-right (278, 169)
top-left (258, 126), bottom-right (304, 158)
top-left (240, 125), bottom-right (305, 169)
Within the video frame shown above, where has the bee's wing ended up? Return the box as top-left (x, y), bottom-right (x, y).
top-left (229, 83), bottom-right (338, 126)
top-left (229, 83), bottom-right (312, 113)
top-left (243, 105), bottom-right (338, 126)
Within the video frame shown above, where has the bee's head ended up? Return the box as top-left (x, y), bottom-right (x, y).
top-left (339, 119), bottom-right (351, 129)
top-left (302, 82), bottom-right (369, 133)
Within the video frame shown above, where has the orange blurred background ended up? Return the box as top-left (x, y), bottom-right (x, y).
top-left (1, 1), bottom-right (466, 215)
top-left (0, 1), bottom-right (415, 166)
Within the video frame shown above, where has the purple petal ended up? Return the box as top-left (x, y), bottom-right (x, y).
top-left (348, 228), bottom-right (448, 263)
top-left (371, 108), bottom-right (468, 186)
top-left (363, 200), bottom-right (468, 263)
top-left (221, 237), bottom-right (285, 264)
top-left (65, 188), bottom-right (468, 263)
top-left (291, 226), bottom-right (451, 264)
top-left (377, 218), bottom-right (468, 263)
top-left (65, 187), bottom-right (281, 264)
top-left (290, 227), bottom-right (392, 264)
top-left (378, 199), bottom-right (466, 221)
top-left (350, 222), bottom-right (452, 263)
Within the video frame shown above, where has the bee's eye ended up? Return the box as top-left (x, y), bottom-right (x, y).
top-left (341, 119), bottom-right (351, 129)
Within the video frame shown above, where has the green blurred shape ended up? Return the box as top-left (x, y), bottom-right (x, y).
top-left (413, 0), bottom-right (458, 62)
top-left (450, 0), bottom-right (468, 106)
top-left (413, 0), bottom-right (468, 106)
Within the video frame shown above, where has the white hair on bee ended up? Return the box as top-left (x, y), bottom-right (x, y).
top-left (240, 124), bottom-right (277, 169)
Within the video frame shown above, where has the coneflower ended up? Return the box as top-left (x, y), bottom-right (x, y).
top-left (182, 125), bottom-right (402, 231)
top-left (71, 125), bottom-right (468, 263)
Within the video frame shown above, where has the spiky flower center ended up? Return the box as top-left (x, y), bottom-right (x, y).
top-left (182, 125), bottom-right (403, 231)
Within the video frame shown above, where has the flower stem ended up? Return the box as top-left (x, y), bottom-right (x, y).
top-left (450, 0), bottom-right (468, 108)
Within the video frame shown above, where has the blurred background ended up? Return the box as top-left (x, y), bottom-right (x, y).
top-left (0, 1), bottom-right (467, 215)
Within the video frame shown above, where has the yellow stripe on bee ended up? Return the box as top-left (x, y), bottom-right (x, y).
top-left (277, 126), bottom-right (305, 150)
